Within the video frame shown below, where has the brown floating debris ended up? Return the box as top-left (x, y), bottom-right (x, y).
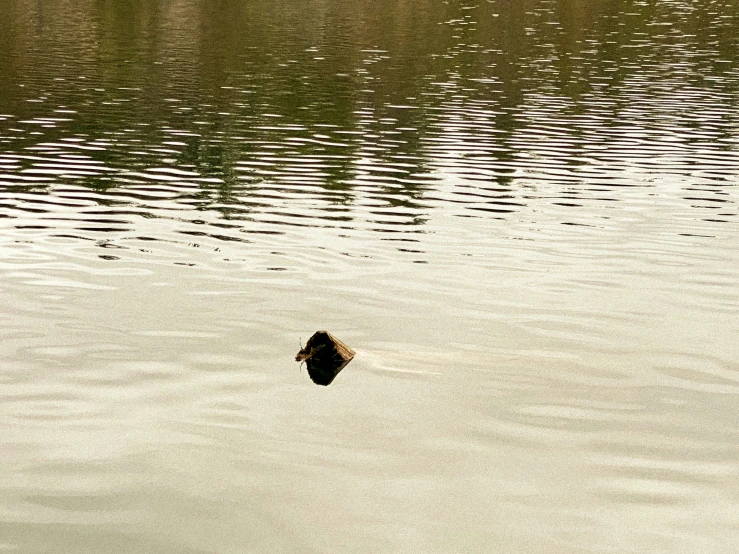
top-left (296, 331), bottom-right (355, 386)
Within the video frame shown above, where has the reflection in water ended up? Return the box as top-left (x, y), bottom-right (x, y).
top-left (1, 0), bottom-right (738, 552)
top-left (1, 0), bottom-right (736, 238)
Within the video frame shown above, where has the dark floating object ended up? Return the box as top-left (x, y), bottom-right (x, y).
top-left (296, 331), bottom-right (355, 386)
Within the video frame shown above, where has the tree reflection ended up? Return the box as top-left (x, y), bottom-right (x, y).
top-left (0, 0), bottom-right (737, 231)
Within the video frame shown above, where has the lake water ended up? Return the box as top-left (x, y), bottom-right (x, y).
top-left (1, 0), bottom-right (738, 552)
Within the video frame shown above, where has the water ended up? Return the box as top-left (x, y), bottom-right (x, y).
top-left (1, 0), bottom-right (738, 552)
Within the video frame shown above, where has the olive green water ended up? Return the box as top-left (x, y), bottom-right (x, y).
top-left (1, 0), bottom-right (738, 552)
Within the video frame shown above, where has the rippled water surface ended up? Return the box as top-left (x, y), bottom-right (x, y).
top-left (1, 0), bottom-right (739, 552)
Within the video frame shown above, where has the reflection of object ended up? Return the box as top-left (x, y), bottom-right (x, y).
top-left (296, 331), bottom-right (355, 386)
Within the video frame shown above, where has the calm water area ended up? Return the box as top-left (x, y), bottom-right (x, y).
top-left (1, 0), bottom-right (738, 552)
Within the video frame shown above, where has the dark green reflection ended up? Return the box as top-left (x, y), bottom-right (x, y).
top-left (0, 0), bottom-right (737, 227)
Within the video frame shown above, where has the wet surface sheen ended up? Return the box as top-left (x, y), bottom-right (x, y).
top-left (1, 0), bottom-right (738, 552)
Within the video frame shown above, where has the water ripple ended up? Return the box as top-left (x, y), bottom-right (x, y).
top-left (1, 0), bottom-right (738, 551)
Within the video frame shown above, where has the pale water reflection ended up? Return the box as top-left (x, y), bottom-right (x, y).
top-left (1, 0), bottom-right (738, 552)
